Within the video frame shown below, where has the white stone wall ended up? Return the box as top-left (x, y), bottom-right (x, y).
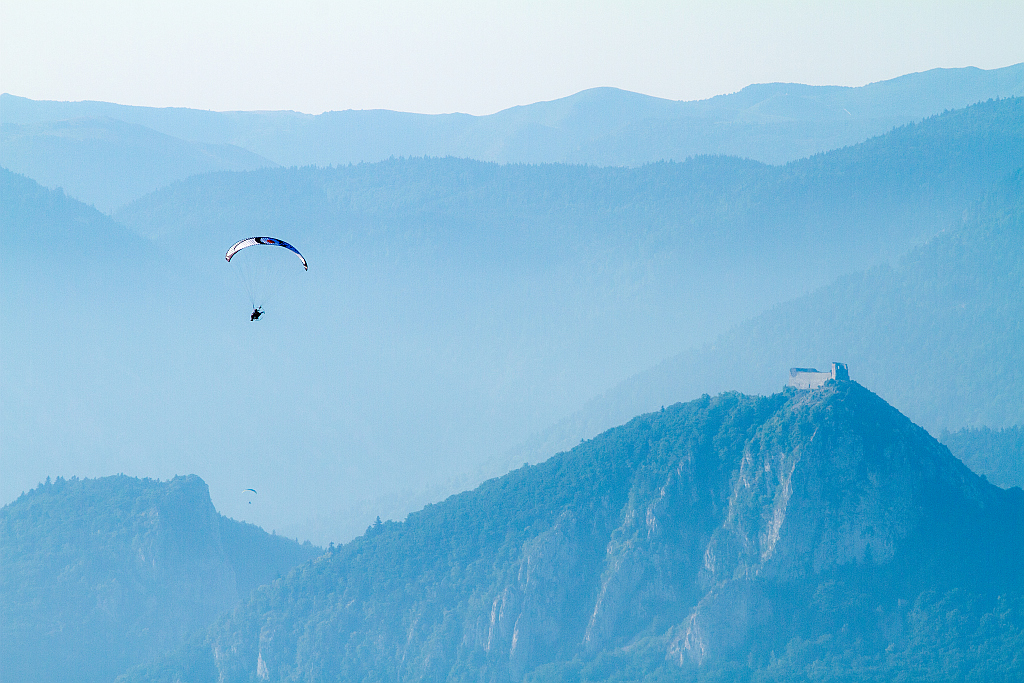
top-left (787, 370), bottom-right (833, 390)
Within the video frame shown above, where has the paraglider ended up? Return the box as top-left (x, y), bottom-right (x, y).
top-left (244, 488), bottom-right (258, 504)
top-left (225, 237), bottom-right (307, 319)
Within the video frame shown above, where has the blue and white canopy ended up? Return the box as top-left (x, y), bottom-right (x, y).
top-left (225, 237), bottom-right (308, 270)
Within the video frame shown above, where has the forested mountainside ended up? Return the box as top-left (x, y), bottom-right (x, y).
top-left (0, 475), bottom-right (321, 683)
top-left (0, 165), bottom-right (160, 261)
top-left (942, 425), bottom-right (1024, 490)
top-left (123, 383), bottom-right (1024, 682)
top-left (515, 166), bottom-right (1024, 473)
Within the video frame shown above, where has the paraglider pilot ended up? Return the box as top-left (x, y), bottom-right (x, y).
top-left (251, 307), bottom-right (264, 321)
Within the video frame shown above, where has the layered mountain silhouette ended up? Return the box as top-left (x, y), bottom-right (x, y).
top-left (0, 475), bottom-right (321, 683)
top-left (122, 382), bottom-right (1024, 682)
top-left (512, 166), bottom-right (1024, 477)
top-left (3, 63), bottom-right (1022, 209)
top-left (5, 96), bottom-right (1022, 545)
top-left (0, 117), bottom-right (275, 212)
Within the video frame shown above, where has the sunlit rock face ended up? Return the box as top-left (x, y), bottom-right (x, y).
top-left (671, 382), bottom-right (1010, 665)
top-left (130, 383), bottom-right (1024, 682)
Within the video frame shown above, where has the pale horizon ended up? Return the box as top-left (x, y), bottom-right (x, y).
top-left (3, 1), bottom-right (1023, 116)
top-left (4, 61), bottom-right (1023, 118)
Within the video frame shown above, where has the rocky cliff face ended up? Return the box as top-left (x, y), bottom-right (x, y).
top-left (670, 384), bottom-right (1018, 665)
top-left (129, 383), bottom-right (1024, 682)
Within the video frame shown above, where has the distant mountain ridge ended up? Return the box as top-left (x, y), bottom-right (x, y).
top-left (0, 474), bottom-right (321, 683)
top-left (3, 63), bottom-right (1022, 209)
top-left (123, 383), bottom-right (1024, 682)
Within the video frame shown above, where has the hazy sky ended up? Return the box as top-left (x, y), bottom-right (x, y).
top-left (2, 1), bottom-right (1023, 115)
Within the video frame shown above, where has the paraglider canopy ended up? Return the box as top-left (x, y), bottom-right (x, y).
top-left (226, 237), bottom-right (307, 270)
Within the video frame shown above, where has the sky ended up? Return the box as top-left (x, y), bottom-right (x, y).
top-left (2, 0), bottom-right (1023, 115)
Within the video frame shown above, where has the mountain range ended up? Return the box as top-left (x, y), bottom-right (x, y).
top-left (4, 95), bottom-right (1022, 544)
top-left (4, 65), bottom-right (1024, 683)
top-left (3, 62), bottom-right (1022, 210)
top-left (120, 382), bottom-right (1024, 682)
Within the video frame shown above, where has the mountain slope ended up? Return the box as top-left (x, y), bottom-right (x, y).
top-left (123, 383), bottom-right (1024, 682)
top-left (1, 117), bottom-right (276, 211)
top-left (942, 425), bottom-right (1024, 489)
top-left (0, 475), bottom-right (321, 683)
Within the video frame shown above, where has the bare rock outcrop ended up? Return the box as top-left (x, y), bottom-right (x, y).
top-left (672, 382), bottom-right (1013, 665)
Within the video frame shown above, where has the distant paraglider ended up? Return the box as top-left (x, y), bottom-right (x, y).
top-left (244, 488), bottom-right (258, 504)
top-left (225, 237), bottom-right (307, 319)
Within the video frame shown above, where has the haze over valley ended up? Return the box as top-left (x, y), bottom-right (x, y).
top-left (2, 8), bottom-right (1023, 677)
top-left (5, 83), bottom-right (1023, 544)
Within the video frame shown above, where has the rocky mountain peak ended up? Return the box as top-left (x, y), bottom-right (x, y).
top-left (673, 380), bottom-right (1016, 664)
